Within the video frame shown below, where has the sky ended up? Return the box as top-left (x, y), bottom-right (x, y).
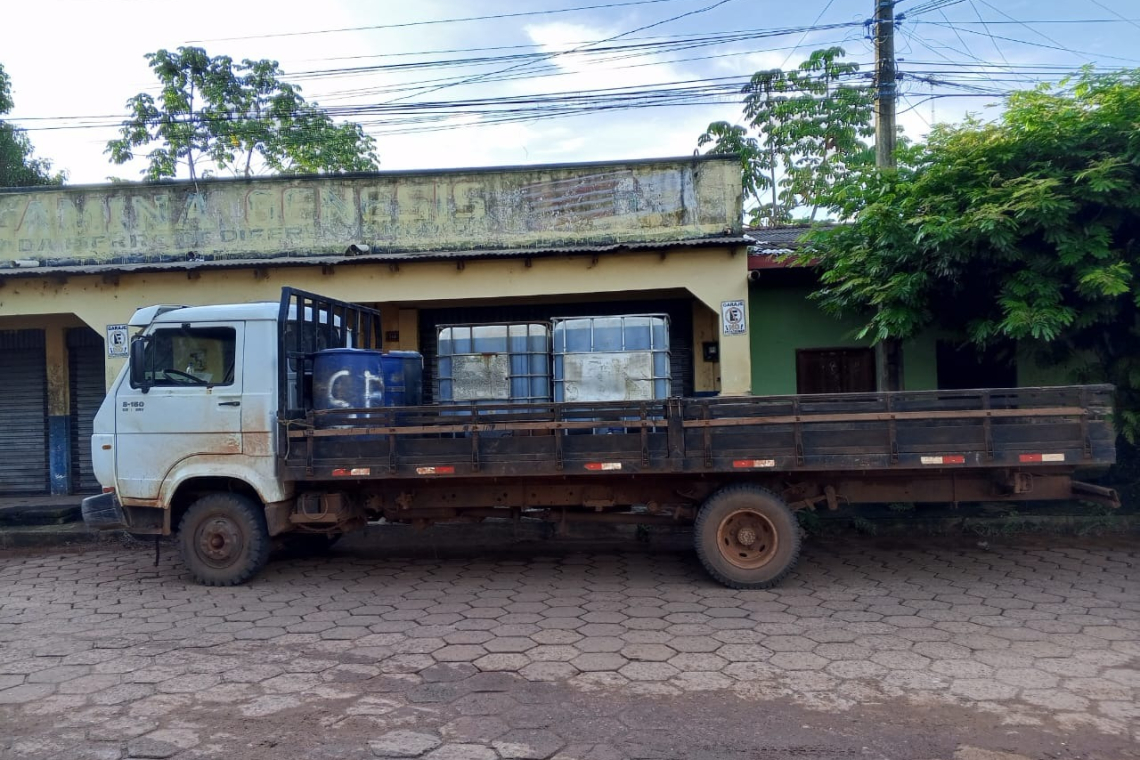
top-left (2, 0), bottom-right (1139, 185)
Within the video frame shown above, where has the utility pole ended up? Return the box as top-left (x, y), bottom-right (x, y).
top-left (874, 0), bottom-right (897, 170)
top-left (873, 0), bottom-right (901, 389)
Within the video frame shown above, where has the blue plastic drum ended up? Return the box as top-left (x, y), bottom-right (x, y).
top-left (380, 351), bottom-right (424, 407)
top-left (312, 348), bottom-right (385, 425)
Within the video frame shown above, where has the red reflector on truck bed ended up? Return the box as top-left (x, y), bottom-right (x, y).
top-left (415, 466), bottom-right (455, 475)
top-left (585, 462), bottom-right (622, 471)
top-left (920, 455), bottom-right (965, 465)
top-left (1019, 453), bottom-right (1065, 463)
top-left (332, 467), bottom-right (371, 476)
top-left (733, 459), bottom-right (776, 469)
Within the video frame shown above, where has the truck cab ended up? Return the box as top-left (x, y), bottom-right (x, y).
top-left (84, 303), bottom-right (288, 539)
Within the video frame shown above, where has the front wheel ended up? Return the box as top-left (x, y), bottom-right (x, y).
top-left (178, 493), bottom-right (271, 586)
top-left (694, 485), bottom-right (801, 589)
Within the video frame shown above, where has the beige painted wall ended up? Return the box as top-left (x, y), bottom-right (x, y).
top-left (0, 247), bottom-right (751, 394)
top-left (0, 157), bottom-right (741, 265)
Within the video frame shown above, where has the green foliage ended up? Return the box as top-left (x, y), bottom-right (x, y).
top-left (805, 68), bottom-right (1140, 438)
top-left (107, 47), bottom-right (379, 180)
top-left (0, 63), bottom-right (64, 187)
top-left (698, 48), bottom-right (874, 226)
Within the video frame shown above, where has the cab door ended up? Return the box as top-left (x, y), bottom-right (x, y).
top-left (115, 322), bottom-right (244, 501)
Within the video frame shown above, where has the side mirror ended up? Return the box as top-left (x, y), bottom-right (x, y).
top-left (129, 337), bottom-right (150, 393)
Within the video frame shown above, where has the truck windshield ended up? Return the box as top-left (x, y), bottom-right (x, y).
top-left (132, 326), bottom-right (236, 388)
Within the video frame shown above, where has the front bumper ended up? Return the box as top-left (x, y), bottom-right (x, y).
top-left (81, 492), bottom-right (128, 531)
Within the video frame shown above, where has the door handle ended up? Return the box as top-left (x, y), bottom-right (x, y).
top-left (218, 401), bottom-right (241, 407)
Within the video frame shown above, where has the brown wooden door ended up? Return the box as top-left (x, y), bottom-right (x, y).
top-left (796, 348), bottom-right (876, 394)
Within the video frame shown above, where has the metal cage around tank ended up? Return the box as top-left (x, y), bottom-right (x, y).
top-left (437, 322), bottom-right (552, 406)
top-left (551, 314), bottom-right (671, 403)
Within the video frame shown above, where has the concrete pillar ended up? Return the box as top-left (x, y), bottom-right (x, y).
top-left (691, 302), bottom-right (720, 394)
top-left (686, 248), bottom-right (752, 396)
top-left (397, 309), bottom-right (419, 351)
top-left (44, 325), bottom-right (71, 495)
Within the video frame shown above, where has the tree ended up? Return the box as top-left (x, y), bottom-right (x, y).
top-left (698, 48), bottom-right (874, 227)
top-left (107, 47), bottom-right (378, 180)
top-left (0, 63), bottom-right (64, 187)
top-left (804, 68), bottom-right (1140, 437)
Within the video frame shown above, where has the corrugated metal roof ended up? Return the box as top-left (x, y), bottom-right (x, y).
top-left (0, 236), bottom-right (750, 280)
top-left (743, 224), bottom-right (838, 250)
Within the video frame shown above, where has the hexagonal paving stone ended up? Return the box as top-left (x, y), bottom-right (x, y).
top-left (1102, 667), bottom-right (1140, 687)
top-left (519, 661), bottom-right (579, 682)
top-left (425, 744), bottom-right (498, 760)
top-left (484, 637), bottom-right (537, 654)
top-left (571, 653), bottom-right (629, 672)
top-left (1020, 689), bottom-right (1090, 711)
top-left (620, 644), bottom-right (675, 662)
top-left (948, 679), bottom-right (1019, 701)
top-left (420, 663), bottom-right (480, 683)
top-left (769, 652), bottom-right (829, 671)
top-left (994, 668), bottom-right (1059, 689)
top-left (493, 729), bottom-right (566, 759)
top-left (369, 729), bottom-right (442, 757)
top-left (668, 636), bottom-right (722, 653)
top-left (434, 645), bottom-right (488, 663)
top-left (527, 645), bottom-right (579, 662)
top-left (453, 691), bottom-right (518, 716)
top-left (441, 716), bottom-right (511, 743)
top-left (474, 653), bottom-right (532, 671)
top-left (717, 644), bottom-right (773, 662)
top-left (618, 662), bottom-right (680, 681)
top-left (666, 653), bottom-right (729, 672)
top-left (670, 671), bottom-right (734, 691)
top-left (529, 629), bottom-right (583, 646)
top-left (0, 683), bottom-right (55, 704)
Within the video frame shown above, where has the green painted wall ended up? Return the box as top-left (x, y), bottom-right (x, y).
top-left (749, 284), bottom-right (938, 396)
top-left (748, 282), bottom-right (1098, 396)
top-left (1016, 347), bottom-right (1088, 387)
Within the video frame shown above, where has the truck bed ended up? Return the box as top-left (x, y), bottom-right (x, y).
top-left (280, 384), bottom-right (1116, 481)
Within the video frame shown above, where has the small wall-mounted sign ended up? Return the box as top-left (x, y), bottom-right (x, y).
top-left (721, 300), bottom-right (746, 336)
top-left (106, 324), bottom-right (129, 358)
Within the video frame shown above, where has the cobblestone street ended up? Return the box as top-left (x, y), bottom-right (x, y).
top-left (1, 536), bottom-right (1138, 759)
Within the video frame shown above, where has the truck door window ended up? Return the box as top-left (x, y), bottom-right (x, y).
top-left (132, 326), bottom-right (237, 388)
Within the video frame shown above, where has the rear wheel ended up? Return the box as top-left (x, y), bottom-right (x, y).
top-left (694, 485), bottom-right (801, 589)
top-left (178, 493), bottom-right (271, 586)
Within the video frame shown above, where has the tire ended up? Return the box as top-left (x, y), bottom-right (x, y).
top-left (178, 493), bottom-right (271, 586)
top-left (694, 485), bottom-right (801, 590)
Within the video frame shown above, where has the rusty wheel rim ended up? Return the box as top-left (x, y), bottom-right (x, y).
top-left (195, 515), bottom-right (245, 569)
top-left (716, 509), bottom-right (778, 569)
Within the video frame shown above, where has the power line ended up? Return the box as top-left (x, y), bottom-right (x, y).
top-left (921, 20), bottom-right (1140, 64)
top-left (779, 0), bottom-right (837, 69)
top-left (187, 0), bottom-right (684, 43)
top-left (967, 0), bottom-right (1017, 81)
top-left (904, 0), bottom-right (966, 17)
top-left (380, 0), bottom-right (741, 104)
top-left (1087, 0), bottom-right (1140, 33)
top-left (971, 0), bottom-right (1090, 63)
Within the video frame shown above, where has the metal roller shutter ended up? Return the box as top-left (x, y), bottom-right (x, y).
top-left (69, 328), bottom-right (106, 493)
top-left (0, 330), bottom-right (48, 495)
top-left (418, 299), bottom-right (695, 403)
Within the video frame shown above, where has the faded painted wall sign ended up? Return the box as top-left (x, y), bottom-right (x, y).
top-left (0, 157), bottom-right (742, 269)
top-left (721, 300), bottom-right (746, 336)
top-left (106, 324), bottom-right (129, 357)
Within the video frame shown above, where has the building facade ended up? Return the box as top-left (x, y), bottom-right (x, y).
top-left (0, 156), bottom-right (748, 496)
top-left (745, 226), bottom-right (1070, 397)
